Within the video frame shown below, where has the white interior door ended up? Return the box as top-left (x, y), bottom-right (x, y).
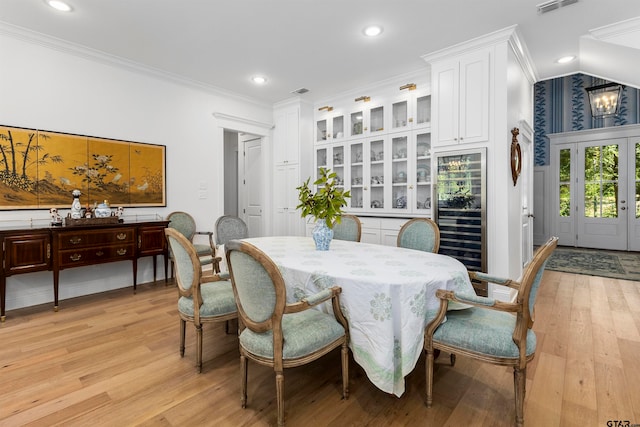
top-left (520, 126), bottom-right (534, 266)
top-left (241, 137), bottom-right (263, 237)
top-left (576, 138), bottom-right (627, 250)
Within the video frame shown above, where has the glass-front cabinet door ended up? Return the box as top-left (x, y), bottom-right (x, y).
top-left (390, 134), bottom-right (409, 213)
top-left (316, 110), bottom-right (346, 142)
top-left (369, 138), bottom-right (385, 210)
top-left (350, 110), bottom-right (364, 138)
top-left (369, 104), bottom-right (385, 135)
top-left (390, 88), bottom-right (431, 133)
top-left (331, 144), bottom-right (345, 191)
top-left (415, 131), bottom-right (432, 212)
top-left (349, 141), bottom-right (364, 210)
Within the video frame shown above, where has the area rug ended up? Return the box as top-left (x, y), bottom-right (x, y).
top-left (546, 246), bottom-right (640, 281)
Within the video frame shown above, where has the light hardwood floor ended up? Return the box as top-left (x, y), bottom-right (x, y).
top-left (1, 271), bottom-right (639, 426)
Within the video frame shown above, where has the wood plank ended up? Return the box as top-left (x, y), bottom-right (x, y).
top-left (0, 273), bottom-right (638, 426)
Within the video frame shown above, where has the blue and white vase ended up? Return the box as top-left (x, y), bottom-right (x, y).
top-left (312, 218), bottom-right (334, 251)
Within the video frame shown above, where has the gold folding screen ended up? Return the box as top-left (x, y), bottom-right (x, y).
top-left (0, 125), bottom-right (166, 210)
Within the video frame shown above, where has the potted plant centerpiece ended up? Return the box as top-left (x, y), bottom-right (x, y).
top-left (296, 167), bottom-right (351, 250)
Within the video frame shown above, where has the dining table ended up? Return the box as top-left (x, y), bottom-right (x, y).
top-left (241, 235), bottom-right (475, 397)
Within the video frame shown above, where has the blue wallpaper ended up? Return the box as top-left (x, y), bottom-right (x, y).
top-left (533, 73), bottom-right (640, 166)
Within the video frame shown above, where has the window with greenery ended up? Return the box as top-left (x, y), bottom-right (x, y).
top-left (583, 144), bottom-right (618, 218)
top-left (559, 148), bottom-right (571, 217)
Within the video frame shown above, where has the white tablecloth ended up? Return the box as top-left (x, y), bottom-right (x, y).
top-left (242, 236), bottom-right (474, 396)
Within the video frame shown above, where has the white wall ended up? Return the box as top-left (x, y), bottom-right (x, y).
top-left (0, 31), bottom-right (273, 312)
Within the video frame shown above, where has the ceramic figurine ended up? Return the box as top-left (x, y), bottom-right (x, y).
top-left (70, 190), bottom-right (83, 219)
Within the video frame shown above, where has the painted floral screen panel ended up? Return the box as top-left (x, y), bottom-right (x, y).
top-left (0, 124), bottom-right (166, 210)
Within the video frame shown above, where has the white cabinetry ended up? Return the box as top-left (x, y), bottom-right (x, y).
top-left (274, 163), bottom-right (301, 236)
top-left (431, 50), bottom-right (489, 147)
top-left (314, 76), bottom-right (432, 218)
top-left (273, 100), bottom-right (312, 236)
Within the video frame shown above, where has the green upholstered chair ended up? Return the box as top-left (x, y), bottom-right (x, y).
top-left (167, 211), bottom-right (219, 275)
top-left (424, 236), bottom-right (558, 427)
top-left (397, 218), bottom-right (440, 253)
top-left (225, 239), bottom-right (349, 427)
top-left (332, 214), bottom-right (362, 242)
top-left (164, 228), bottom-right (237, 373)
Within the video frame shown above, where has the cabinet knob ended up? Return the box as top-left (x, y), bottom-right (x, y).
top-left (70, 253), bottom-right (81, 262)
top-left (96, 251), bottom-right (104, 257)
top-left (117, 248), bottom-right (127, 256)
top-left (116, 233), bottom-right (127, 240)
top-left (69, 236), bottom-right (82, 245)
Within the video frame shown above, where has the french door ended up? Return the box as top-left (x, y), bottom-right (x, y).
top-left (553, 137), bottom-right (639, 250)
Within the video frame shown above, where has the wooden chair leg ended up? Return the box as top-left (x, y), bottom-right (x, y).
top-left (276, 371), bottom-right (285, 427)
top-left (179, 319), bottom-right (186, 357)
top-left (195, 324), bottom-right (203, 373)
top-left (240, 353), bottom-right (247, 409)
top-left (514, 366), bottom-right (526, 427)
top-left (425, 348), bottom-right (435, 407)
top-left (341, 341), bottom-right (349, 399)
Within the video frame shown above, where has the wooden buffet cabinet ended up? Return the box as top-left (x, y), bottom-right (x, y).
top-left (0, 219), bottom-right (169, 321)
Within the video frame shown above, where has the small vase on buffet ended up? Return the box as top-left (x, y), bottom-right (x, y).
top-left (312, 219), bottom-right (334, 251)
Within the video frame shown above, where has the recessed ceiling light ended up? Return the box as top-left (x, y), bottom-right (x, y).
top-left (556, 55), bottom-right (576, 64)
top-left (45, 0), bottom-right (73, 12)
top-left (363, 25), bottom-right (383, 37)
top-left (251, 76), bottom-right (267, 84)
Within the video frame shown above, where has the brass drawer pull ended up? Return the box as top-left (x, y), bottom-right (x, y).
top-left (70, 253), bottom-right (81, 262)
top-left (117, 248), bottom-right (127, 256)
top-left (96, 251), bottom-right (104, 257)
top-left (116, 233), bottom-right (127, 240)
top-left (69, 236), bottom-right (82, 245)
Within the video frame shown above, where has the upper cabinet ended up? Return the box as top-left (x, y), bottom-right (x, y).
top-left (315, 84), bottom-right (431, 144)
top-left (313, 77), bottom-right (432, 217)
top-left (431, 49), bottom-right (490, 147)
top-left (274, 106), bottom-right (300, 165)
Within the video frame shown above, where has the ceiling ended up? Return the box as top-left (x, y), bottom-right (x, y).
top-left (1, 0), bottom-right (640, 106)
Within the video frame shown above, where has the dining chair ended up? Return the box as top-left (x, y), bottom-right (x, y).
top-left (164, 228), bottom-right (237, 373)
top-left (167, 211), bottom-right (219, 276)
top-left (397, 218), bottom-right (440, 253)
top-left (225, 239), bottom-right (350, 427)
top-left (214, 215), bottom-right (248, 274)
top-left (424, 236), bottom-right (558, 427)
top-left (332, 214), bottom-right (362, 242)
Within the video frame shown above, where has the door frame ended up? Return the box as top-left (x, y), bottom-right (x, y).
top-left (213, 112), bottom-right (273, 236)
top-left (549, 124), bottom-right (640, 251)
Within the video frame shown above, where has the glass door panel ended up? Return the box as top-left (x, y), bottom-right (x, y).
top-left (351, 111), bottom-right (364, 137)
top-left (332, 115), bottom-right (344, 139)
top-left (391, 135), bottom-right (408, 211)
top-left (435, 148), bottom-right (486, 286)
top-left (350, 142), bottom-right (364, 209)
top-left (576, 139), bottom-right (627, 250)
top-left (415, 94), bottom-right (431, 127)
top-left (392, 100), bottom-right (408, 131)
top-left (415, 132), bottom-right (432, 211)
top-left (369, 106), bottom-right (384, 133)
top-left (316, 119), bottom-right (327, 142)
top-left (369, 138), bottom-right (385, 209)
top-left (332, 145), bottom-right (345, 189)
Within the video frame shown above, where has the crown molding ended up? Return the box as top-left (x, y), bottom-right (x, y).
top-left (0, 21), bottom-right (272, 110)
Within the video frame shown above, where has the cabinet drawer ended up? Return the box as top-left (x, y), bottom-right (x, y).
top-left (58, 244), bottom-right (135, 268)
top-left (57, 228), bottom-right (135, 249)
